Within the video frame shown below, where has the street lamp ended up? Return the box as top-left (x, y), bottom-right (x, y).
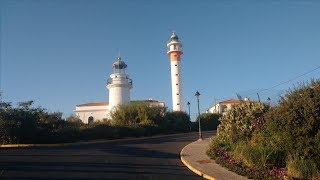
top-left (267, 97), bottom-right (271, 106)
top-left (194, 91), bottom-right (203, 140)
top-left (187, 101), bottom-right (191, 132)
top-left (187, 102), bottom-right (191, 119)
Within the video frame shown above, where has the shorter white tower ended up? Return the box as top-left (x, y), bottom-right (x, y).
top-left (107, 57), bottom-right (132, 110)
top-left (167, 32), bottom-right (183, 111)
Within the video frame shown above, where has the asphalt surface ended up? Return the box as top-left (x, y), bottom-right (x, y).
top-left (0, 131), bottom-right (214, 180)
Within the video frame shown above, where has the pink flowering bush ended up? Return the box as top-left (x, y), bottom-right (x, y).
top-left (217, 102), bottom-right (269, 146)
top-left (207, 147), bottom-right (287, 179)
top-left (208, 80), bottom-right (320, 179)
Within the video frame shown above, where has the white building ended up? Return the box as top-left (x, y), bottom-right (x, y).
top-left (167, 32), bottom-right (184, 111)
top-left (74, 57), bottom-right (164, 124)
top-left (207, 99), bottom-right (241, 114)
top-left (74, 102), bottom-right (109, 124)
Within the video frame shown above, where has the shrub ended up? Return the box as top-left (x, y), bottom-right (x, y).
top-left (65, 115), bottom-right (84, 128)
top-left (250, 128), bottom-right (287, 168)
top-left (262, 80), bottom-right (320, 166)
top-left (81, 123), bottom-right (116, 140)
top-left (197, 113), bottom-right (221, 131)
top-left (164, 111), bottom-right (191, 133)
top-left (216, 101), bottom-right (269, 145)
top-left (287, 156), bottom-right (318, 179)
top-left (0, 98), bottom-right (193, 144)
top-left (110, 102), bottom-right (165, 127)
top-left (110, 102), bottom-right (192, 134)
top-left (232, 141), bottom-right (276, 169)
top-left (0, 101), bottom-right (41, 144)
top-left (208, 79), bottom-right (320, 179)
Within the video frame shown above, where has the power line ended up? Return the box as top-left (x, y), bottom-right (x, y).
top-left (241, 65), bottom-right (320, 98)
top-left (211, 65), bottom-right (320, 105)
top-left (259, 65), bottom-right (320, 93)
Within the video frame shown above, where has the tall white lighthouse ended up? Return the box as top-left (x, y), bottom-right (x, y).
top-left (167, 32), bottom-right (183, 111)
top-left (107, 57), bottom-right (132, 110)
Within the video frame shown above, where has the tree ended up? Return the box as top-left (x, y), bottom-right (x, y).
top-left (164, 111), bottom-right (191, 133)
top-left (197, 113), bottom-right (221, 131)
top-left (110, 102), bottom-right (166, 127)
top-left (66, 115), bottom-right (83, 127)
top-left (18, 100), bottom-right (34, 109)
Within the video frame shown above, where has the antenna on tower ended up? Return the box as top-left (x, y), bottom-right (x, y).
top-left (117, 49), bottom-right (121, 59)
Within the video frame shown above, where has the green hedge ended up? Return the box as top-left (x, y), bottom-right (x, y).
top-left (0, 101), bottom-right (193, 144)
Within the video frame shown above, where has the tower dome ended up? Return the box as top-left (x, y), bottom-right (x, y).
top-left (112, 57), bottom-right (127, 69)
top-left (170, 32), bottom-right (179, 41)
top-left (111, 57), bottom-right (128, 74)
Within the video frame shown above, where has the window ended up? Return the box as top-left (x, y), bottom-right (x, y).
top-left (176, 83), bottom-right (178, 85)
top-left (176, 93), bottom-right (179, 95)
top-left (177, 103), bottom-right (180, 105)
top-left (175, 74), bottom-right (178, 76)
top-left (175, 64), bottom-right (177, 66)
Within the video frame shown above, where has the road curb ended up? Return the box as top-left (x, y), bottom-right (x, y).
top-left (180, 141), bottom-right (215, 180)
top-left (0, 132), bottom-right (197, 148)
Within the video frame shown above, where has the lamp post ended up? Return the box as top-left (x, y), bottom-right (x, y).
top-left (267, 97), bottom-right (271, 106)
top-left (187, 101), bottom-right (191, 132)
top-left (187, 102), bottom-right (191, 119)
top-left (195, 91), bottom-right (203, 140)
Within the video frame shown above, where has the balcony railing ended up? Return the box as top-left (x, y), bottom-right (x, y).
top-left (107, 78), bottom-right (132, 86)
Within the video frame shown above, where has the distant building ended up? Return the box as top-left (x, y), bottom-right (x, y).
top-left (75, 100), bottom-right (164, 124)
top-left (74, 57), bottom-right (164, 124)
top-left (207, 99), bottom-right (242, 114)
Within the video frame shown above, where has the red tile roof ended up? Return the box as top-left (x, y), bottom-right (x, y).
top-left (220, 99), bottom-right (241, 104)
top-left (76, 99), bottom-right (163, 107)
top-left (77, 102), bottom-right (109, 107)
top-left (131, 99), bottom-right (162, 103)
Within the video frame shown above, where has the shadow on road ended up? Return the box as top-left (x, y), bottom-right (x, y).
top-left (0, 132), bottom-right (215, 179)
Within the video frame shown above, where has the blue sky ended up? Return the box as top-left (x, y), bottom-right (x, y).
top-left (1, 0), bottom-right (320, 120)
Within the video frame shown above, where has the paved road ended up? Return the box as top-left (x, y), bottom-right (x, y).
top-left (0, 131), bottom-right (214, 179)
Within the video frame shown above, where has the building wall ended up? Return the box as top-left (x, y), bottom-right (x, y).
top-left (208, 104), bottom-right (220, 113)
top-left (207, 102), bottom-right (240, 114)
top-left (107, 73), bottom-right (131, 110)
top-left (170, 60), bottom-right (183, 111)
top-left (75, 106), bottom-right (109, 124)
top-left (74, 101), bottom-right (164, 124)
top-left (108, 86), bottom-right (130, 109)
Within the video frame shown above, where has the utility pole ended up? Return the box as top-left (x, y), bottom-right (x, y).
top-left (257, 93), bottom-right (261, 102)
top-left (214, 97), bottom-right (217, 113)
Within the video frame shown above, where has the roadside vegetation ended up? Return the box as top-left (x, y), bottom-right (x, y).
top-left (196, 113), bottom-right (221, 131)
top-left (207, 79), bottom-right (320, 179)
top-left (0, 99), bottom-right (218, 144)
